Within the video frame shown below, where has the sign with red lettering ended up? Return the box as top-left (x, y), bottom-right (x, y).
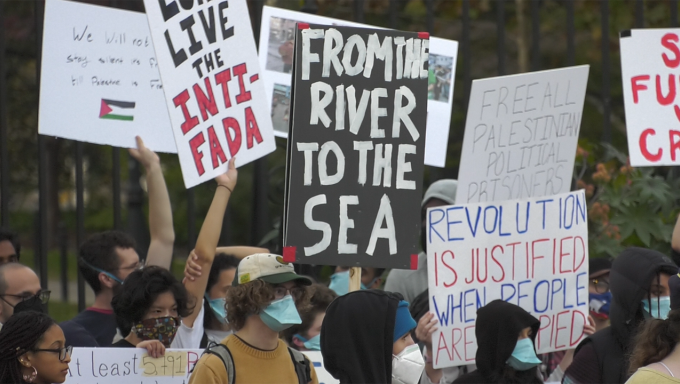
top-left (456, 66), bottom-right (589, 204)
top-left (426, 190), bottom-right (589, 368)
top-left (142, 0), bottom-right (276, 187)
top-left (621, 29), bottom-right (680, 166)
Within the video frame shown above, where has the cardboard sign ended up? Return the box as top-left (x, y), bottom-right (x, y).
top-left (142, 0), bottom-right (277, 188)
top-left (620, 29), bottom-right (680, 166)
top-left (456, 66), bottom-right (589, 204)
top-left (258, 6), bottom-right (458, 168)
top-left (39, 0), bottom-right (175, 153)
top-left (282, 24), bottom-right (428, 269)
top-left (63, 348), bottom-right (201, 383)
top-left (426, 190), bottom-right (589, 368)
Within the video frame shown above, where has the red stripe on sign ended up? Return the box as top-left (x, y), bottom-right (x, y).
top-left (418, 32), bottom-right (430, 39)
top-left (250, 74), bottom-right (259, 83)
top-left (410, 254), bottom-right (418, 270)
top-left (298, 22), bottom-right (310, 30)
top-left (283, 247), bottom-right (297, 263)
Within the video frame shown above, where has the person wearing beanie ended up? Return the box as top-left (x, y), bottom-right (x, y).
top-left (321, 290), bottom-right (425, 384)
top-left (385, 179), bottom-right (458, 303)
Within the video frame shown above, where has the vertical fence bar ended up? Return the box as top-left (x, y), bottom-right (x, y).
top-left (496, 0), bottom-right (506, 75)
top-left (354, 0), bottom-right (365, 24)
top-left (672, 0), bottom-right (678, 27)
top-left (126, 157), bottom-right (148, 257)
top-left (59, 222), bottom-right (68, 302)
top-left (36, 0), bottom-right (48, 290)
top-left (76, 142), bottom-right (85, 311)
top-left (566, 0), bottom-right (575, 66)
top-left (601, 0), bottom-right (611, 144)
top-left (426, 0), bottom-right (434, 33)
top-left (531, 0), bottom-right (540, 71)
top-left (0, 5), bottom-right (8, 227)
top-left (635, 0), bottom-right (644, 28)
top-left (462, 0), bottom-right (471, 109)
top-left (112, 149), bottom-right (121, 229)
top-left (389, 0), bottom-right (398, 29)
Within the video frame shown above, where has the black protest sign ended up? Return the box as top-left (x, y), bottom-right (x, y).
top-left (282, 24), bottom-right (429, 269)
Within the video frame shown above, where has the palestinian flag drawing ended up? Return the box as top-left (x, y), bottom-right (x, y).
top-left (99, 99), bottom-right (135, 121)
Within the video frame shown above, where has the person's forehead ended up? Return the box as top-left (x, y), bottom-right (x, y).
top-left (5, 267), bottom-right (41, 294)
top-left (0, 241), bottom-right (16, 257)
top-left (151, 291), bottom-right (177, 307)
top-left (423, 197), bottom-right (449, 211)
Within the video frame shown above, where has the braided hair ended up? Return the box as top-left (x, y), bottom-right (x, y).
top-left (0, 311), bottom-right (55, 383)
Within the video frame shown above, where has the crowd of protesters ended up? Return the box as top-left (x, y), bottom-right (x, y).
top-left (0, 138), bottom-right (679, 384)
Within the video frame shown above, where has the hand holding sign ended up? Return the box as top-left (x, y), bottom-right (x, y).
top-left (215, 157), bottom-right (238, 192)
top-left (129, 136), bottom-right (161, 171)
top-left (137, 340), bottom-right (165, 359)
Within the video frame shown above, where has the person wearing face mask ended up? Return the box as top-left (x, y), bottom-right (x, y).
top-left (321, 290), bottom-right (425, 384)
top-left (453, 300), bottom-right (542, 384)
top-left (588, 258), bottom-right (613, 332)
top-left (627, 307), bottom-right (680, 383)
top-left (0, 263), bottom-right (49, 328)
top-left (110, 265), bottom-right (194, 357)
top-left (385, 179), bottom-right (457, 303)
top-left (284, 284), bottom-right (337, 351)
top-left (564, 247), bottom-right (677, 384)
top-left (0, 311), bottom-right (72, 384)
top-left (329, 266), bottom-right (385, 295)
top-left (188, 253), bottom-right (319, 384)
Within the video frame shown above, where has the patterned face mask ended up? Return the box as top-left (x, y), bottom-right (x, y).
top-left (132, 316), bottom-right (180, 347)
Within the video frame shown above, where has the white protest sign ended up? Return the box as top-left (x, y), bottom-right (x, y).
top-left (303, 351), bottom-right (339, 384)
top-left (258, 6), bottom-right (457, 168)
top-left (143, 0), bottom-right (277, 188)
top-left (64, 348), bottom-right (201, 384)
top-left (456, 66), bottom-right (589, 204)
top-left (620, 29), bottom-right (680, 166)
top-left (38, 0), bottom-right (175, 153)
top-left (426, 190), bottom-right (589, 368)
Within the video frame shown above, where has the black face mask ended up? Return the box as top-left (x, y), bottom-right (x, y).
top-left (13, 295), bottom-right (47, 315)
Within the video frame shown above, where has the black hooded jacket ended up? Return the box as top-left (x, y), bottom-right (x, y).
top-left (320, 290), bottom-right (403, 384)
top-left (564, 247), bottom-right (677, 384)
top-left (454, 300), bottom-right (541, 384)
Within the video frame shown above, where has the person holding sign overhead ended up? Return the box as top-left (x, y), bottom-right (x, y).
top-left (0, 311), bottom-right (72, 384)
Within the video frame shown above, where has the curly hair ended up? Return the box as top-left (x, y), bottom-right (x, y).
top-left (629, 309), bottom-right (680, 373)
top-left (226, 279), bottom-right (311, 331)
top-left (112, 266), bottom-right (195, 328)
top-left (0, 311), bottom-right (55, 383)
top-left (283, 284), bottom-right (337, 345)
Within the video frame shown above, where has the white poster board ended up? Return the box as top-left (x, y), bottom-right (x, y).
top-left (456, 66), bottom-right (589, 204)
top-left (64, 348), bottom-right (201, 383)
top-left (143, 0), bottom-right (277, 188)
top-left (258, 6), bottom-right (458, 168)
top-left (426, 190), bottom-right (589, 368)
top-left (39, 0), bottom-right (176, 153)
top-left (620, 29), bottom-right (680, 166)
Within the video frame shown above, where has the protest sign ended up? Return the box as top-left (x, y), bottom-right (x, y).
top-left (63, 348), bottom-right (201, 384)
top-left (456, 66), bottom-right (589, 204)
top-left (282, 24), bottom-right (428, 269)
top-left (426, 190), bottom-right (589, 368)
top-left (38, 0), bottom-right (175, 153)
top-left (258, 6), bottom-right (457, 168)
top-left (620, 29), bottom-right (680, 166)
top-left (143, 0), bottom-right (277, 188)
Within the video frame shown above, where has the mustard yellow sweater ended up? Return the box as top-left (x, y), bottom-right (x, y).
top-left (188, 334), bottom-right (319, 384)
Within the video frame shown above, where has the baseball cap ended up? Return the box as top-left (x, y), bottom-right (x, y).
top-left (233, 253), bottom-right (312, 287)
top-left (589, 257), bottom-right (612, 279)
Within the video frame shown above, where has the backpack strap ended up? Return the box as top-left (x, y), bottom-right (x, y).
top-left (287, 347), bottom-right (312, 384)
top-left (202, 342), bottom-right (236, 384)
top-left (199, 331), bottom-right (210, 349)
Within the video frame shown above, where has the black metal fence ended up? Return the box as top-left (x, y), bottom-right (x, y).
top-left (1, 0), bottom-right (677, 312)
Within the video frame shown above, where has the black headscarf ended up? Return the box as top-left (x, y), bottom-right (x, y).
top-left (454, 300), bottom-right (541, 384)
top-left (321, 290), bottom-right (403, 384)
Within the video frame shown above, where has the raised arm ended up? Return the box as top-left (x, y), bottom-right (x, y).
top-left (182, 158), bottom-right (238, 327)
top-left (672, 212), bottom-right (680, 254)
top-left (129, 136), bottom-right (175, 269)
top-left (216, 246), bottom-right (269, 258)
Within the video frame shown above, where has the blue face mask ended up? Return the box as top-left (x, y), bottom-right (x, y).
top-left (294, 334), bottom-right (321, 351)
top-left (589, 291), bottom-right (612, 318)
top-left (329, 271), bottom-right (350, 296)
top-left (642, 296), bottom-right (672, 319)
top-left (506, 338), bottom-right (541, 371)
top-left (360, 278), bottom-right (379, 290)
top-left (260, 295), bottom-right (302, 332)
top-left (205, 293), bottom-right (228, 324)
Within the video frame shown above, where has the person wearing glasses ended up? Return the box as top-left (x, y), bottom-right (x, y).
top-left (64, 136), bottom-right (175, 347)
top-left (0, 311), bottom-right (72, 383)
top-left (188, 252), bottom-right (319, 384)
top-left (0, 262), bottom-right (49, 328)
top-left (589, 258), bottom-right (612, 332)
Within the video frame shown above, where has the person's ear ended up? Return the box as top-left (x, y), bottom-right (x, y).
top-left (98, 273), bottom-right (117, 290)
top-left (292, 336), bottom-right (305, 348)
top-left (18, 352), bottom-right (33, 367)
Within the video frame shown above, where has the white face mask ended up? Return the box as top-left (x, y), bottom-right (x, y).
top-left (392, 344), bottom-right (425, 384)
